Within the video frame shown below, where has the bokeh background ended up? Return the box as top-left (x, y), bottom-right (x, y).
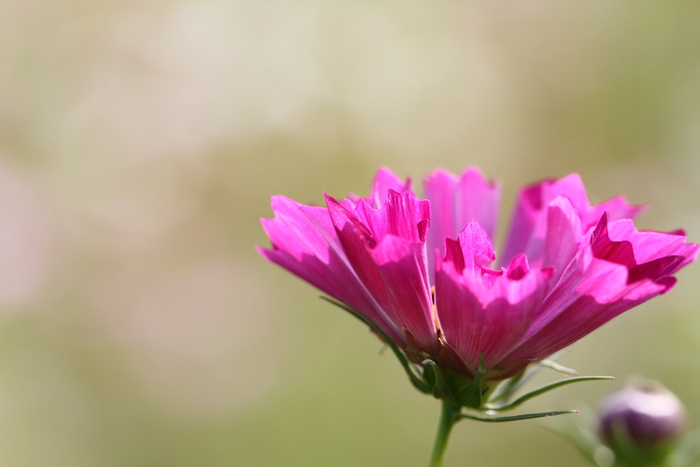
top-left (1, 1), bottom-right (700, 466)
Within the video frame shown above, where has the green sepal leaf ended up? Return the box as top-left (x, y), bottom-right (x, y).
top-left (456, 353), bottom-right (487, 409)
top-left (488, 363), bottom-right (545, 406)
top-left (422, 359), bottom-right (437, 390)
top-left (486, 376), bottom-right (614, 412)
top-left (423, 361), bottom-right (458, 405)
top-left (320, 296), bottom-right (431, 394)
top-left (539, 359), bottom-right (578, 376)
top-left (456, 409), bottom-right (580, 423)
top-left (488, 352), bottom-right (572, 406)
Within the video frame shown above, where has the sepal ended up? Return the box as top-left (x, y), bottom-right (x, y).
top-left (485, 376), bottom-right (614, 412)
top-left (422, 361), bottom-right (458, 405)
top-left (455, 354), bottom-right (487, 409)
top-left (488, 361), bottom-right (546, 407)
top-left (457, 409), bottom-right (579, 423)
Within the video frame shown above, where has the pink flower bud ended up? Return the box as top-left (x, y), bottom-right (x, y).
top-left (598, 381), bottom-right (687, 465)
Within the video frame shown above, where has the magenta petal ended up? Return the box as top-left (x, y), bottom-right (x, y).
top-left (591, 214), bottom-right (637, 269)
top-left (511, 214), bottom-right (699, 353)
top-left (344, 166), bottom-right (411, 211)
top-left (505, 254), bottom-right (529, 280)
top-left (326, 194), bottom-right (436, 353)
top-left (591, 215), bottom-right (700, 280)
top-left (352, 190), bottom-right (431, 243)
top-left (498, 257), bottom-right (671, 369)
top-left (367, 166), bottom-right (412, 209)
top-left (423, 167), bottom-right (500, 269)
top-left (370, 235), bottom-right (436, 352)
top-left (258, 196), bottom-right (405, 345)
top-left (603, 218), bottom-right (699, 266)
top-left (436, 252), bottom-right (552, 371)
top-left (542, 196), bottom-right (583, 283)
top-left (627, 256), bottom-right (685, 284)
top-left (501, 173), bottom-right (645, 266)
top-left (501, 174), bottom-right (588, 265)
top-left (456, 220), bottom-right (496, 275)
top-left (459, 168), bottom-right (501, 242)
top-left (424, 169), bottom-right (459, 261)
top-left (500, 180), bottom-right (549, 266)
top-left (544, 173), bottom-right (590, 214)
top-left (588, 195), bottom-right (646, 226)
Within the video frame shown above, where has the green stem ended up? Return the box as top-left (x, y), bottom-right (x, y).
top-left (429, 400), bottom-right (460, 467)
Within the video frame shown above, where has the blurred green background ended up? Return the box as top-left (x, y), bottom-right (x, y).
top-left (1, 1), bottom-right (700, 466)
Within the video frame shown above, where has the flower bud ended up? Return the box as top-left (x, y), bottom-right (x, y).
top-left (598, 381), bottom-right (687, 465)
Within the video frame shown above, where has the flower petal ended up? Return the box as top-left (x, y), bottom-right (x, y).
top-left (345, 167), bottom-right (412, 210)
top-left (542, 196), bottom-right (584, 283)
top-left (435, 223), bottom-right (552, 373)
top-left (258, 196), bottom-right (405, 345)
top-left (424, 169), bottom-right (459, 262)
top-left (326, 193), bottom-right (436, 353)
top-left (424, 167), bottom-right (500, 271)
top-left (594, 215), bottom-right (699, 269)
top-left (498, 214), bottom-right (698, 371)
top-left (458, 168), bottom-right (501, 242)
top-left (352, 190), bottom-right (431, 244)
top-left (498, 255), bottom-right (672, 370)
top-left (501, 173), bottom-right (645, 266)
top-left (368, 166), bottom-right (412, 209)
top-left (455, 220), bottom-right (496, 275)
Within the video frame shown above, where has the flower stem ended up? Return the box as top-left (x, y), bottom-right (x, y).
top-left (429, 400), bottom-right (460, 467)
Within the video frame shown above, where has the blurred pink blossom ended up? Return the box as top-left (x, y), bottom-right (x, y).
top-left (258, 167), bottom-right (697, 380)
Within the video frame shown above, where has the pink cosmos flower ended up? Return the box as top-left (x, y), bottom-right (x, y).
top-left (258, 167), bottom-right (697, 382)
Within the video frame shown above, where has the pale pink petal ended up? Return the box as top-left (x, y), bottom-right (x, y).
top-left (587, 196), bottom-right (647, 227)
top-left (423, 167), bottom-right (500, 275)
top-left (500, 179), bottom-right (551, 266)
top-left (424, 169), bottom-right (459, 262)
top-left (459, 168), bottom-right (501, 242)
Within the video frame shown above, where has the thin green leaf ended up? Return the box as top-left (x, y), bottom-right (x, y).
top-left (320, 296), bottom-right (431, 393)
top-left (488, 363), bottom-right (546, 405)
top-left (539, 359), bottom-right (578, 376)
top-left (489, 352), bottom-right (576, 405)
top-left (456, 409), bottom-right (579, 423)
top-left (486, 376), bottom-right (614, 412)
